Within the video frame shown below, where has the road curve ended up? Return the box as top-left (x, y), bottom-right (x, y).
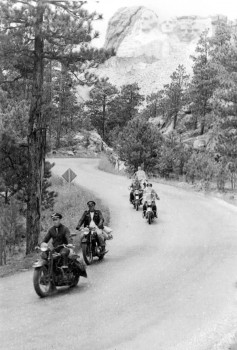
top-left (1, 158), bottom-right (237, 350)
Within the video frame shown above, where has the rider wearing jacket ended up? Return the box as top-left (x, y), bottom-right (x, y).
top-left (129, 178), bottom-right (142, 203)
top-left (76, 201), bottom-right (106, 252)
top-left (43, 213), bottom-right (72, 268)
top-left (142, 183), bottom-right (160, 218)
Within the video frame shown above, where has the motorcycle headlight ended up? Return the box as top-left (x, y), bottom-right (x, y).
top-left (40, 242), bottom-right (48, 251)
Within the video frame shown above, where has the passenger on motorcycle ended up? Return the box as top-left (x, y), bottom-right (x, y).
top-left (42, 213), bottom-right (72, 269)
top-left (76, 201), bottom-right (107, 253)
top-left (129, 178), bottom-right (142, 204)
top-left (143, 183), bottom-right (160, 218)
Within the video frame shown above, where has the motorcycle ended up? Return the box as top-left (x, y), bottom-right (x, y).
top-left (81, 227), bottom-right (109, 265)
top-left (145, 199), bottom-right (155, 224)
top-left (133, 189), bottom-right (143, 211)
top-left (33, 235), bottom-right (87, 298)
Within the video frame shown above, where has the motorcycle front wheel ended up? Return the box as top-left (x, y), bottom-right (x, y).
top-left (70, 274), bottom-right (80, 287)
top-left (82, 243), bottom-right (93, 265)
top-left (33, 266), bottom-right (53, 298)
top-left (147, 212), bottom-right (152, 225)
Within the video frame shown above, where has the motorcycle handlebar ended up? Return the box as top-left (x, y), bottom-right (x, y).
top-left (53, 243), bottom-right (75, 250)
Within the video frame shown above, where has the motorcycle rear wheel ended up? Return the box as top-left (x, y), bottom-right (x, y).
top-left (82, 243), bottom-right (93, 265)
top-left (136, 202), bottom-right (139, 211)
top-left (33, 266), bottom-right (53, 298)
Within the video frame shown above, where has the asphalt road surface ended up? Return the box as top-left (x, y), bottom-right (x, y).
top-left (1, 158), bottom-right (237, 350)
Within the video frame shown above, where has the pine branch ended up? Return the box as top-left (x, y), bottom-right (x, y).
top-left (0, 75), bottom-right (23, 85)
top-left (16, 1), bottom-right (35, 7)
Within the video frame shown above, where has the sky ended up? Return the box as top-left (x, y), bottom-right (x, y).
top-left (86, 0), bottom-right (237, 47)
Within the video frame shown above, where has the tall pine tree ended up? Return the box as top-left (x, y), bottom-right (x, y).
top-left (0, 0), bottom-right (112, 253)
top-left (188, 30), bottom-right (218, 134)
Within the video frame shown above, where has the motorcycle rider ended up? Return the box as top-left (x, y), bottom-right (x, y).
top-left (143, 183), bottom-right (160, 218)
top-left (134, 166), bottom-right (148, 185)
top-left (129, 177), bottom-right (142, 203)
top-left (42, 213), bottom-right (72, 269)
top-left (76, 201), bottom-right (107, 253)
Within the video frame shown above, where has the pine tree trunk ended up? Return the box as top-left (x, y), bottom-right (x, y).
top-left (193, 114), bottom-right (198, 130)
top-left (48, 60), bottom-right (53, 142)
top-left (173, 113), bottom-right (178, 130)
top-left (200, 112), bottom-right (206, 135)
top-left (56, 69), bottom-right (63, 148)
top-left (0, 235), bottom-right (3, 266)
top-left (102, 96), bottom-right (106, 140)
top-left (26, 2), bottom-right (46, 254)
top-left (56, 63), bottom-right (66, 148)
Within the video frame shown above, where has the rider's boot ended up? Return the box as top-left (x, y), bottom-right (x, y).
top-left (143, 211), bottom-right (146, 218)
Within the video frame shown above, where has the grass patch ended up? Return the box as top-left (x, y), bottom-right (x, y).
top-left (98, 154), bottom-right (126, 176)
top-left (0, 174), bottom-right (110, 278)
top-left (41, 175), bottom-right (110, 242)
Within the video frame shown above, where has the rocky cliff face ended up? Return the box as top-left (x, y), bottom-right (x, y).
top-left (95, 7), bottom-right (229, 96)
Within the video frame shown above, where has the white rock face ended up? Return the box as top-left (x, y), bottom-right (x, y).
top-left (116, 8), bottom-right (170, 59)
top-left (96, 7), bottom-right (229, 96)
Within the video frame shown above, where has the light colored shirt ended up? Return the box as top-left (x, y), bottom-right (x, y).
top-left (135, 170), bottom-right (147, 181)
top-left (144, 188), bottom-right (158, 201)
top-left (89, 212), bottom-right (96, 228)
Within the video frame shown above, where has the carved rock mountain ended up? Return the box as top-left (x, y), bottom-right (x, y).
top-left (95, 7), bottom-right (229, 96)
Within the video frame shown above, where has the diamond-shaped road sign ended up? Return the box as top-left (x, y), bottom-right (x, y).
top-left (62, 168), bottom-right (77, 183)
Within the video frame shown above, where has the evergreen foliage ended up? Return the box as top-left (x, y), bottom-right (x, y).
top-left (0, 0), bottom-right (112, 253)
top-left (188, 30), bottom-right (218, 134)
top-left (117, 117), bottom-right (163, 172)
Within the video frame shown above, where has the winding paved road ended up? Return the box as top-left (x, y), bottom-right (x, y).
top-left (1, 158), bottom-right (237, 350)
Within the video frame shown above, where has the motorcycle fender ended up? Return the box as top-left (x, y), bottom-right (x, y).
top-left (75, 260), bottom-right (87, 278)
top-left (80, 270), bottom-right (87, 278)
top-left (32, 259), bottom-right (47, 268)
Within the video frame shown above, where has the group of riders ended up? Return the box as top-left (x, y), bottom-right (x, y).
top-left (129, 166), bottom-right (160, 217)
top-left (41, 165), bottom-right (158, 268)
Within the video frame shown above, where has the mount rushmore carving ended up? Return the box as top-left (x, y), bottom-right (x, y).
top-left (95, 7), bottom-right (229, 95)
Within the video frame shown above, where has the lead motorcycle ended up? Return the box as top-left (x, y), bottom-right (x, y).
top-left (33, 235), bottom-right (87, 298)
top-left (133, 189), bottom-right (143, 211)
top-left (81, 227), bottom-right (112, 265)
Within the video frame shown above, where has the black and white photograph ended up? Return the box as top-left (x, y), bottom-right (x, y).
top-left (1, 0), bottom-right (237, 349)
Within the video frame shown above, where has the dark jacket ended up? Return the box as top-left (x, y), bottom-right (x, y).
top-left (76, 209), bottom-right (104, 229)
top-left (43, 224), bottom-right (71, 248)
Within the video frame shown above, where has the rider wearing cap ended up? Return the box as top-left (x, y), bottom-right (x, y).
top-left (129, 177), bottom-right (142, 203)
top-left (76, 201), bottom-right (106, 252)
top-left (42, 213), bottom-right (72, 268)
